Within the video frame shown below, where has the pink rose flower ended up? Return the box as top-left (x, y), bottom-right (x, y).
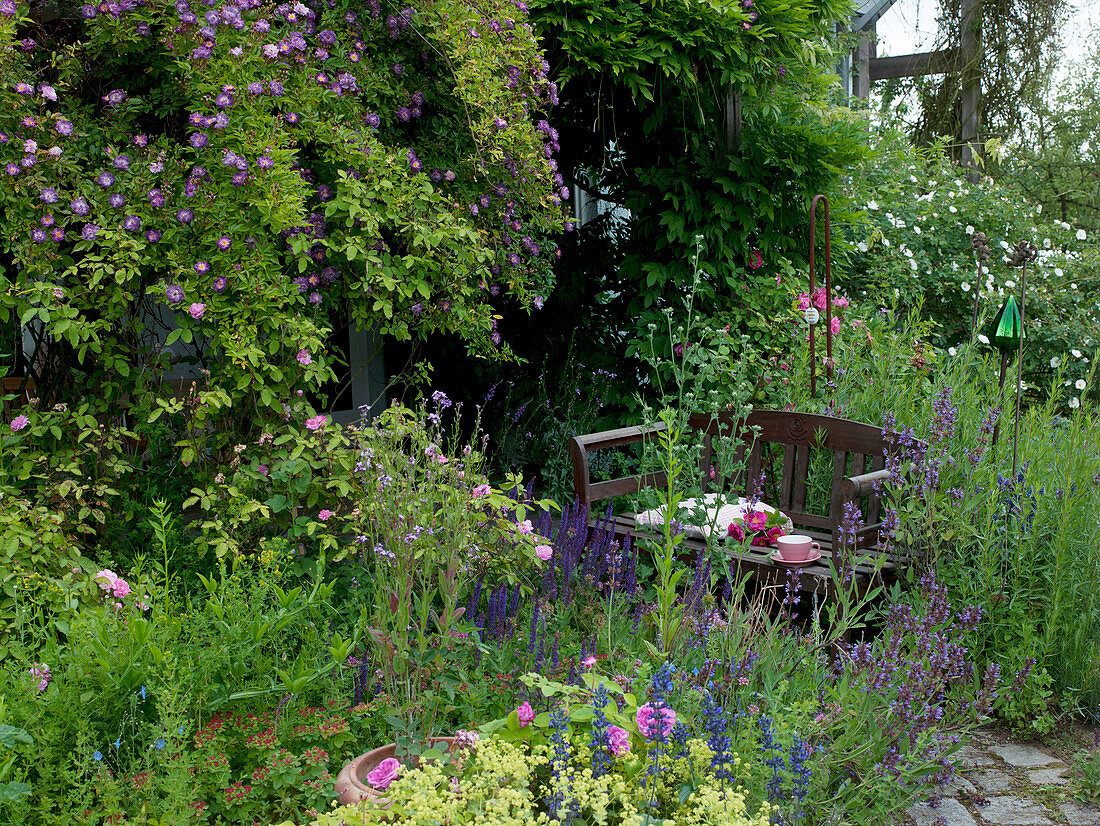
top-left (516, 519), bottom-right (533, 535)
top-left (96, 569), bottom-right (119, 591)
top-left (515, 702), bottom-right (535, 727)
top-left (304, 414), bottom-right (327, 431)
top-left (812, 287), bottom-right (828, 311)
top-left (296, 348), bottom-right (312, 366)
top-left (535, 544), bottom-right (553, 561)
top-left (748, 250), bottom-right (763, 270)
top-left (366, 757), bottom-right (400, 791)
top-left (635, 703), bottom-right (676, 739)
top-left (9, 414), bottom-right (29, 431)
top-left (582, 655), bottom-right (597, 668)
top-left (743, 510), bottom-right (768, 532)
top-left (607, 725), bottom-right (631, 757)
top-left (111, 578), bottom-right (131, 598)
top-left (471, 483), bottom-right (491, 498)
top-left (830, 315), bottom-right (841, 335)
top-left (188, 302), bottom-right (206, 320)
top-left (727, 523), bottom-right (745, 542)
top-left (318, 509), bottom-right (333, 521)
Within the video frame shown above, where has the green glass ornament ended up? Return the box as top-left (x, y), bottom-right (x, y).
top-left (987, 294), bottom-right (1023, 352)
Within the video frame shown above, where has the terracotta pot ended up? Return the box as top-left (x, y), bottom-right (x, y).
top-left (335, 737), bottom-right (457, 806)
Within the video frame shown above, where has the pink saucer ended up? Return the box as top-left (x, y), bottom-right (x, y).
top-left (770, 549), bottom-right (822, 567)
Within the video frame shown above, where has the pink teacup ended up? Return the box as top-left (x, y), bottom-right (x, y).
top-left (776, 535), bottom-right (819, 562)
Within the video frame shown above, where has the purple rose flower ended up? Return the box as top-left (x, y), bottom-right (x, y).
top-left (190, 132), bottom-right (208, 149)
top-left (216, 235), bottom-right (231, 250)
top-left (108, 193), bottom-right (125, 208)
top-left (31, 228), bottom-right (47, 243)
top-left (71, 197), bottom-right (90, 216)
top-left (104, 89), bottom-right (126, 106)
top-left (188, 302), bottom-right (205, 319)
top-left (268, 80), bottom-right (284, 96)
top-left (247, 81), bottom-right (263, 94)
top-left (148, 188), bottom-right (166, 208)
top-left (51, 227), bottom-right (65, 242)
top-left (4, 163), bottom-right (18, 176)
top-left (122, 215), bottom-right (141, 232)
top-left (193, 260), bottom-right (210, 274)
top-left (56, 119), bottom-right (73, 136)
top-left (146, 229), bottom-right (161, 242)
top-left (176, 208), bottom-right (194, 223)
top-left (212, 276), bottom-right (227, 292)
top-left (0, 0), bottom-right (17, 16)
top-left (40, 187), bottom-right (59, 204)
top-left (113, 154), bottom-right (131, 170)
top-left (165, 284), bottom-right (184, 303)
top-left (97, 171), bottom-right (115, 188)
top-left (82, 223), bottom-right (100, 240)
top-left (364, 112), bottom-right (380, 128)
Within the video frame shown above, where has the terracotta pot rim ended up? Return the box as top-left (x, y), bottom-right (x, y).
top-left (335, 736), bottom-right (458, 807)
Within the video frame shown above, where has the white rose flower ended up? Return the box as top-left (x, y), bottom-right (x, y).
top-left (948, 347), bottom-right (957, 356)
top-left (910, 175), bottom-right (918, 183)
top-left (965, 225), bottom-right (974, 234)
top-left (1077, 229), bottom-right (1087, 240)
top-left (1072, 349), bottom-right (1083, 358)
top-left (978, 333), bottom-right (990, 344)
top-left (1076, 379), bottom-right (1087, 390)
top-left (1055, 268), bottom-right (1064, 277)
top-left (1006, 280), bottom-right (1015, 289)
top-left (867, 200), bottom-right (879, 210)
top-left (949, 205), bottom-right (958, 213)
top-left (1035, 204), bottom-right (1042, 214)
top-left (1044, 238), bottom-right (1051, 248)
top-left (914, 226), bottom-right (922, 234)
top-left (909, 259), bottom-right (918, 271)
top-left (1050, 357), bottom-right (1061, 368)
top-left (1070, 397), bottom-right (1080, 409)
top-left (961, 282), bottom-right (971, 292)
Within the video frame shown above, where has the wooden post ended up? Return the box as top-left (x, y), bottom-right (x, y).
top-left (854, 28), bottom-right (874, 100)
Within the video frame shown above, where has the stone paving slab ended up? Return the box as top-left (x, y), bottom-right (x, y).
top-left (960, 745), bottom-right (1000, 768)
top-left (988, 744), bottom-right (1065, 769)
top-left (969, 768), bottom-right (1017, 794)
top-left (909, 798), bottom-right (979, 826)
top-left (977, 795), bottom-right (1053, 825)
top-left (1058, 801), bottom-right (1100, 826)
top-left (1026, 766), bottom-right (1071, 786)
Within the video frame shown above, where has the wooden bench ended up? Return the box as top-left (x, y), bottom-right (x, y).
top-left (568, 409), bottom-right (922, 597)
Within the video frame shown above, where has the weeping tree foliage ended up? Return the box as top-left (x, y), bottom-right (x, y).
top-left (905, 0), bottom-right (1069, 150)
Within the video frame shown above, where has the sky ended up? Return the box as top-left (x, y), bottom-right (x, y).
top-left (874, 0), bottom-right (1097, 83)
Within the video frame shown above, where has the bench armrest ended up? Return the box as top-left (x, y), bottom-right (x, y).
top-left (840, 468), bottom-right (891, 499)
top-left (569, 422), bottom-right (669, 505)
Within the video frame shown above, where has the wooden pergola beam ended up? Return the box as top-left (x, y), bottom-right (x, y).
top-left (869, 47), bottom-right (960, 81)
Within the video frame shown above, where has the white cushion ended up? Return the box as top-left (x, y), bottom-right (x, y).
top-left (634, 493), bottom-right (793, 540)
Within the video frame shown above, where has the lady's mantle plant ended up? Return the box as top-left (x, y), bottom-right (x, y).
top-left (0, 0), bottom-right (565, 500)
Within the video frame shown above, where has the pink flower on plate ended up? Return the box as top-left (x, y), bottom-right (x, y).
top-left (9, 414), bottom-right (29, 431)
top-left (96, 569), bottom-right (119, 591)
top-left (607, 725), bottom-right (631, 757)
top-left (535, 544), bottom-right (553, 561)
top-left (366, 757), bottom-right (400, 791)
top-left (304, 414), bottom-right (328, 432)
top-left (635, 703), bottom-right (676, 739)
top-left (318, 509), bottom-right (333, 521)
top-left (515, 702), bottom-right (535, 727)
top-left (111, 578), bottom-right (131, 598)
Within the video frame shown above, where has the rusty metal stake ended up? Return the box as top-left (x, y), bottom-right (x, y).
top-left (808, 194), bottom-right (833, 399)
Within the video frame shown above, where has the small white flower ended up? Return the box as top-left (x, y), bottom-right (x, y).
top-left (1051, 357), bottom-right (1061, 368)
top-left (857, 241), bottom-right (868, 252)
top-left (914, 226), bottom-right (922, 234)
top-left (1076, 379), bottom-right (1086, 390)
top-left (1035, 204), bottom-right (1042, 214)
top-left (909, 259), bottom-right (918, 271)
top-left (1077, 229), bottom-right (1087, 241)
top-left (961, 282), bottom-right (971, 292)
top-left (981, 265), bottom-right (989, 274)
top-left (978, 333), bottom-right (990, 344)
top-left (910, 175), bottom-right (918, 183)
top-left (965, 225), bottom-right (974, 234)
top-left (1055, 268), bottom-right (1064, 278)
top-left (1000, 240), bottom-right (1010, 249)
top-left (1044, 238), bottom-right (1051, 248)
top-left (867, 200), bottom-right (879, 210)
top-left (1070, 397), bottom-right (1080, 409)
top-left (1006, 280), bottom-right (1015, 289)
top-left (1073, 349), bottom-right (1083, 358)
top-left (948, 347), bottom-right (957, 356)
top-left (949, 205), bottom-right (958, 213)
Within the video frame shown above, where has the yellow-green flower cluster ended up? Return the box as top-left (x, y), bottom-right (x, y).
top-left (315, 736), bottom-right (770, 826)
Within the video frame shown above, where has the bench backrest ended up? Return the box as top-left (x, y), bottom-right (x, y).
top-left (568, 409), bottom-right (912, 549)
